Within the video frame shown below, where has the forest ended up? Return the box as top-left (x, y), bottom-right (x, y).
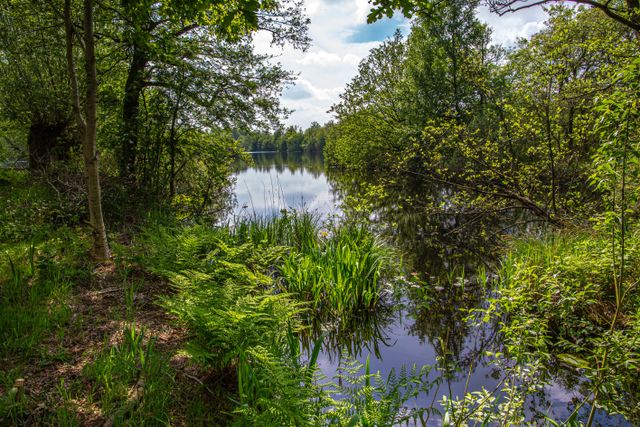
top-left (0, 0), bottom-right (639, 425)
top-left (235, 121), bottom-right (334, 152)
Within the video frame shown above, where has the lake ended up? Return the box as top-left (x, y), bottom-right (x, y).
top-left (232, 151), bottom-right (630, 426)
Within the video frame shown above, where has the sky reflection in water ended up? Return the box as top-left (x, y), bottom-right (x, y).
top-left (232, 151), bottom-right (630, 426)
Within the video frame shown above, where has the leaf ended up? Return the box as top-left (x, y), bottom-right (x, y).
top-left (556, 353), bottom-right (590, 370)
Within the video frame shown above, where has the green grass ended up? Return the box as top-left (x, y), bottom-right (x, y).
top-left (280, 223), bottom-right (392, 317)
top-left (0, 242), bottom-right (79, 358)
top-left (82, 326), bottom-right (174, 425)
top-left (0, 170), bottom-right (90, 424)
top-left (0, 369), bottom-right (28, 425)
top-left (232, 209), bottom-right (320, 252)
top-left (0, 173), bottom-right (90, 359)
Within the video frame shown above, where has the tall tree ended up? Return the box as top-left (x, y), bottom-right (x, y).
top-left (109, 0), bottom-right (309, 183)
top-left (367, 0), bottom-right (640, 32)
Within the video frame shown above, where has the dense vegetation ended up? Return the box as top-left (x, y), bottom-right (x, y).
top-left (325, 0), bottom-right (640, 425)
top-left (235, 121), bottom-right (335, 152)
top-left (1, 0), bottom-right (640, 424)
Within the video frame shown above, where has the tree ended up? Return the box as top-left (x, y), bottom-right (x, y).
top-left (64, 0), bottom-right (110, 259)
top-left (402, 0), bottom-right (497, 126)
top-left (367, 0), bottom-right (640, 32)
top-left (0, 0), bottom-right (75, 170)
top-left (107, 0), bottom-right (309, 183)
top-left (327, 30), bottom-right (408, 171)
top-left (328, 3), bottom-right (638, 224)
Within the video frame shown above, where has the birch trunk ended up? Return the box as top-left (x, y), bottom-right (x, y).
top-left (64, 0), bottom-right (110, 260)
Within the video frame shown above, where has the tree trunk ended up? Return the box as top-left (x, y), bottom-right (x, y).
top-left (27, 122), bottom-right (66, 171)
top-left (628, 0), bottom-right (640, 25)
top-left (83, 0), bottom-right (109, 259)
top-left (120, 41), bottom-right (147, 183)
top-left (168, 81), bottom-right (184, 199)
top-left (65, 0), bottom-right (110, 260)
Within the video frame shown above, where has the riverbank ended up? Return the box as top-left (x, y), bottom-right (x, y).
top-left (2, 167), bottom-right (639, 425)
top-left (486, 231), bottom-right (640, 423)
top-left (0, 170), bottom-right (412, 425)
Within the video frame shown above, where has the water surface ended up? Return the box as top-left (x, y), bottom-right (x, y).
top-left (232, 151), bottom-right (630, 426)
top-left (233, 151), bottom-right (339, 219)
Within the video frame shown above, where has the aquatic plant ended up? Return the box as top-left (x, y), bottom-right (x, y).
top-left (482, 231), bottom-right (640, 423)
top-left (280, 223), bottom-right (393, 317)
top-left (232, 209), bottom-right (320, 252)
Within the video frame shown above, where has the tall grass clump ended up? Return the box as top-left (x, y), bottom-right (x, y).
top-left (232, 209), bottom-right (320, 252)
top-left (280, 223), bottom-right (393, 317)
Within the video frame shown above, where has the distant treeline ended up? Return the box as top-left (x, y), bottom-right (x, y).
top-left (234, 121), bottom-right (335, 152)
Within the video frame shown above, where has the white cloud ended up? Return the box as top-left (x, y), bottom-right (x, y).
top-left (254, 1), bottom-right (548, 128)
top-left (288, 78), bottom-right (343, 102)
top-left (477, 5), bottom-right (547, 46)
top-left (296, 50), bottom-right (361, 67)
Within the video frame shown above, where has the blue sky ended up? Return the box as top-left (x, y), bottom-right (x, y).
top-left (253, 0), bottom-right (548, 128)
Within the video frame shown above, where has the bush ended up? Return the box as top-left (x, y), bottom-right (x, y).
top-left (484, 230), bottom-right (640, 422)
top-left (280, 224), bottom-right (392, 317)
top-left (136, 219), bottom-right (320, 425)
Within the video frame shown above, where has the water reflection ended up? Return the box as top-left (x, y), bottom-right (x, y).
top-left (232, 151), bottom-right (338, 218)
top-left (232, 151), bottom-right (631, 426)
top-left (299, 305), bottom-right (396, 363)
top-left (236, 151), bottom-right (326, 177)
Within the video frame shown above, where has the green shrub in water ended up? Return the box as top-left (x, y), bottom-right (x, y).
top-left (280, 223), bottom-right (392, 317)
top-left (483, 231), bottom-right (640, 423)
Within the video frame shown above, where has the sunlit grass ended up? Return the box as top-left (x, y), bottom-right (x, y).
top-left (280, 223), bottom-right (392, 315)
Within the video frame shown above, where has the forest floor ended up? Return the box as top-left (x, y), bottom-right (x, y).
top-left (0, 172), bottom-right (231, 425)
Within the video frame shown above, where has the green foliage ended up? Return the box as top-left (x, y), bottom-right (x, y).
top-left (83, 326), bottom-right (174, 424)
top-left (0, 170), bottom-right (82, 243)
top-left (441, 358), bottom-right (545, 426)
top-left (280, 224), bottom-right (392, 317)
top-left (325, 30), bottom-right (407, 172)
top-left (0, 175), bottom-right (88, 357)
top-left (327, 5), bottom-right (638, 224)
top-left (0, 0), bottom-right (73, 169)
top-left (236, 122), bottom-right (334, 153)
top-left (482, 232), bottom-right (640, 422)
top-left (319, 357), bottom-right (435, 426)
top-left (0, 369), bottom-right (28, 425)
top-left (233, 209), bottom-right (320, 252)
top-left (137, 217), bottom-right (319, 424)
top-left (366, 0), bottom-right (640, 34)
top-left (134, 213), bottom-right (408, 425)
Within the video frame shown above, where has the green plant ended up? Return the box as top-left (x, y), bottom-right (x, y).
top-left (481, 231), bottom-right (640, 423)
top-left (280, 223), bottom-right (393, 318)
top-left (83, 326), bottom-right (174, 424)
top-left (0, 234), bottom-right (82, 357)
top-left (318, 356), bottom-right (435, 426)
top-left (0, 371), bottom-right (28, 424)
top-left (53, 379), bottom-right (80, 427)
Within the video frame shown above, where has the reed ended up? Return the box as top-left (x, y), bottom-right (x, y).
top-left (280, 223), bottom-right (391, 316)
